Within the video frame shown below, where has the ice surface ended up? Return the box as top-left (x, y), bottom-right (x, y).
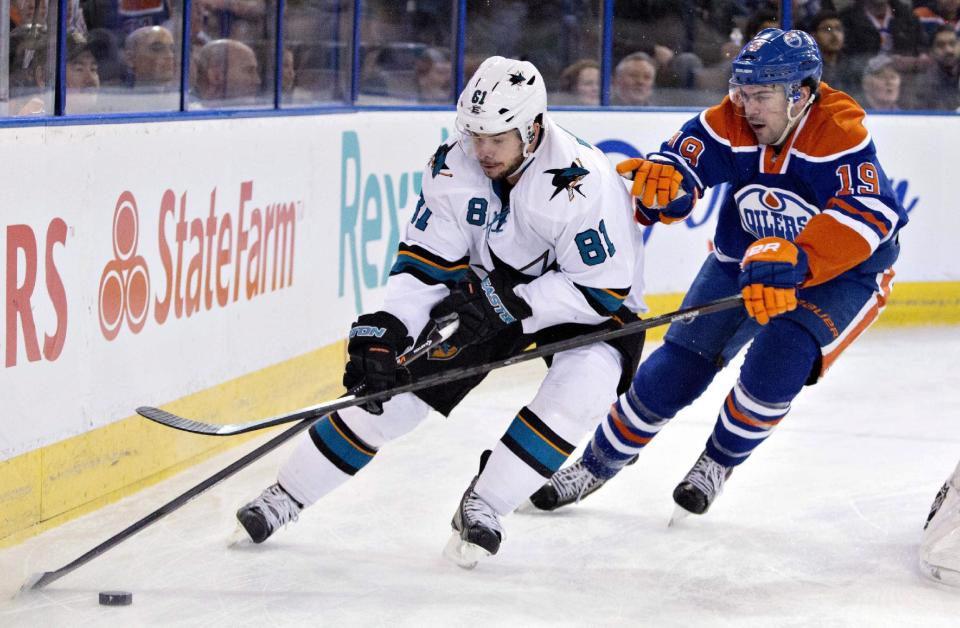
top-left (2, 327), bottom-right (960, 627)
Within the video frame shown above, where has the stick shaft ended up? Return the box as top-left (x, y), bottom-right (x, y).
top-left (139, 295), bottom-right (744, 436)
top-left (28, 419), bottom-right (311, 590)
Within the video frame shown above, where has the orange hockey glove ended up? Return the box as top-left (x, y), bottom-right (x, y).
top-left (616, 157), bottom-right (698, 226)
top-left (739, 237), bottom-right (810, 325)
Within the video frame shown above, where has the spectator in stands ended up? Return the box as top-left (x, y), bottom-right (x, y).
top-left (87, 28), bottom-right (128, 86)
top-left (13, 0), bottom-right (87, 34)
top-left (612, 52), bottom-right (656, 106)
top-left (558, 58), bottom-right (600, 106)
top-left (860, 54), bottom-right (903, 109)
top-left (283, 47), bottom-right (296, 97)
top-left (654, 48), bottom-right (704, 91)
top-left (293, 44), bottom-right (339, 102)
top-left (914, 0), bottom-right (960, 39)
top-left (192, 39), bottom-right (262, 104)
top-left (840, 0), bottom-right (929, 72)
top-left (791, 0), bottom-right (837, 27)
top-left (808, 10), bottom-right (860, 94)
top-left (744, 8), bottom-right (780, 41)
top-left (195, 0), bottom-right (268, 43)
top-left (65, 32), bottom-right (102, 113)
top-left (414, 47), bottom-right (453, 104)
top-left (83, 0), bottom-right (168, 39)
top-left (694, 37), bottom-right (742, 97)
top-left (8, 24), bottom-right (50, 115)
top-left (124, 25), bottom-right (177, 89)
top-left (912, 24), bottom-right (960, 109)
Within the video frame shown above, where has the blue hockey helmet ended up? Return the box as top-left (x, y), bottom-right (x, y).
top-left (730, 28), bottom-right (823, 92)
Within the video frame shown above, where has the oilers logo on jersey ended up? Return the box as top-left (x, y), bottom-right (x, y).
top-left (735, 185), bottom-right (817, 242)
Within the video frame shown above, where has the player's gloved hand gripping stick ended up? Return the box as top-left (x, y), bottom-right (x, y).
top-left (343, 311), bottom-right (415, 415)
top-left (429, 267), bottom-right (532, 349)
top-left (739, 236), bottom-right (810, 325)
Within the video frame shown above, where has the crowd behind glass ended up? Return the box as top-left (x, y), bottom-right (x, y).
top-left (3, 0), bottom-right (959, 117)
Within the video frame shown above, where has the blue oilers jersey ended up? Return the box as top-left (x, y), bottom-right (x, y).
top-left (383, 115), bottom-right (646, 338)
top-left (659, 84), bottom-right (907, 286)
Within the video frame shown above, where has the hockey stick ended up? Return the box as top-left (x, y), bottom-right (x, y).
top-left (137, 294), bottom-right (744, 437)
top-left (21, 295), bottom-right (741, 592)
top-left (18, 318), bottom-right (458, 593)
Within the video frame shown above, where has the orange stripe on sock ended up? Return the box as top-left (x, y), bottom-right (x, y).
top-left (725, 395), bottom-right (782, 429)
top-left (610, 404), bottom-right (651, 445)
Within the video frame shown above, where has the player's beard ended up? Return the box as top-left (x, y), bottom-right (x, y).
top-left (482, 151), bottom-right (526, 181)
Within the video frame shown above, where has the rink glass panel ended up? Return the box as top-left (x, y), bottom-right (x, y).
top-left (65, 0), bottom-right (184, 114)
top-left (1, 2), bottom-right (958, 121)
top-left (186, 0), bottom-right (277, 110)
top-left (3, 0), bottom-right (60, 117)
top-left (610, 1), bottom-right (736, 109)
top-left (355, 0), bottom-right (454, 106)
top-left (465, 1), bottom-right (603, 108)
top-left (282, 0), bottom-right (354, 107)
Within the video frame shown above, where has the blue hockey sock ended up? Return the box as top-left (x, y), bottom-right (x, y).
top-left (706, 319), bottom-right (819, 467)
top-left (583, 341), bottom-right (719, 479)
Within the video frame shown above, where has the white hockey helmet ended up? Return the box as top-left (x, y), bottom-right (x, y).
top-left (456, 56), bottom-right (547, 146)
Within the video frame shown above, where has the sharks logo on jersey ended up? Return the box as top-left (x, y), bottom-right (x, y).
top-left (429, 143), bottom-right (454, 178)
top-left (545, 159), bottom-right (589, 201)
top-left (735, 185), bottom-right (818, 241)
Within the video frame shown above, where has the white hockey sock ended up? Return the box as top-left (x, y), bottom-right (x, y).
top-left (278, 394), bottom-right (432, 507)
top-left (278, 430), bottom-right (352, 507)
top-left (474, 442), bottom-right (554, 516)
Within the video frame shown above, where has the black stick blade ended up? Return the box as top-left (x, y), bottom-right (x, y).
top-left (136, 406), bottom-right (228, 435)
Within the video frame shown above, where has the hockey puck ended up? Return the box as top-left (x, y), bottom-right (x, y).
top-left (98, 590), bottom-right (133, 606)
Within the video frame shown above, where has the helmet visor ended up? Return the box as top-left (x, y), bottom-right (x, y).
top-left (457, 124), bottom-right (524, 161)
top-left (728, 81), bottom-right (795, 117)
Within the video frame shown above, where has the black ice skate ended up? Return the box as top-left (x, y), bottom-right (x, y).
top-left (526, 458), bottom-right (608, 511)
top-left (444, 451), bottom-right (504, 569)
top-left (236, 483), bottom-right (303, 544)
top-left (670, 451), bottom-right (733, 524)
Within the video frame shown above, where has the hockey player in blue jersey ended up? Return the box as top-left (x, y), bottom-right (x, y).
top-left (529, 28), bottom-right (909, 518)
top-left (235, 56), bottom-right (648, 567)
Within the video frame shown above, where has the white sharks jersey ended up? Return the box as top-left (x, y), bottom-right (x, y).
top-left (383, 115), bottom-right (646, 338)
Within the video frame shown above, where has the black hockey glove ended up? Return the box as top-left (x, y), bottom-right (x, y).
top-left (429, 268), bottom-right (532, 349)
top-left (343, 311), bottom-right (413, 415)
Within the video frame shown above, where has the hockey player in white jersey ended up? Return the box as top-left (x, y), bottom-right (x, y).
top-left (920, 459), bottom-right (960, 586)
top-left (236, 56), bottom-right (647, 567)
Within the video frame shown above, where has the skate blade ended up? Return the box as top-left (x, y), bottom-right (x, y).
top-left (668, 504), bottom-right (693, 527)
top-left (514, 499), bottom-right (544, 515)
top-left (15, 573), bottom-right (45, 598)
top-left (442, 531), bottom-right (490, 569)
top-left (227, 522), bottom-right (255, 548)
top-left (920, 560), bottom-right (960, 587)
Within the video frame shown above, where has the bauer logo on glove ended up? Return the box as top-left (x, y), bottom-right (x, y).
top-left (738, 236), bottom-right (810, 325)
